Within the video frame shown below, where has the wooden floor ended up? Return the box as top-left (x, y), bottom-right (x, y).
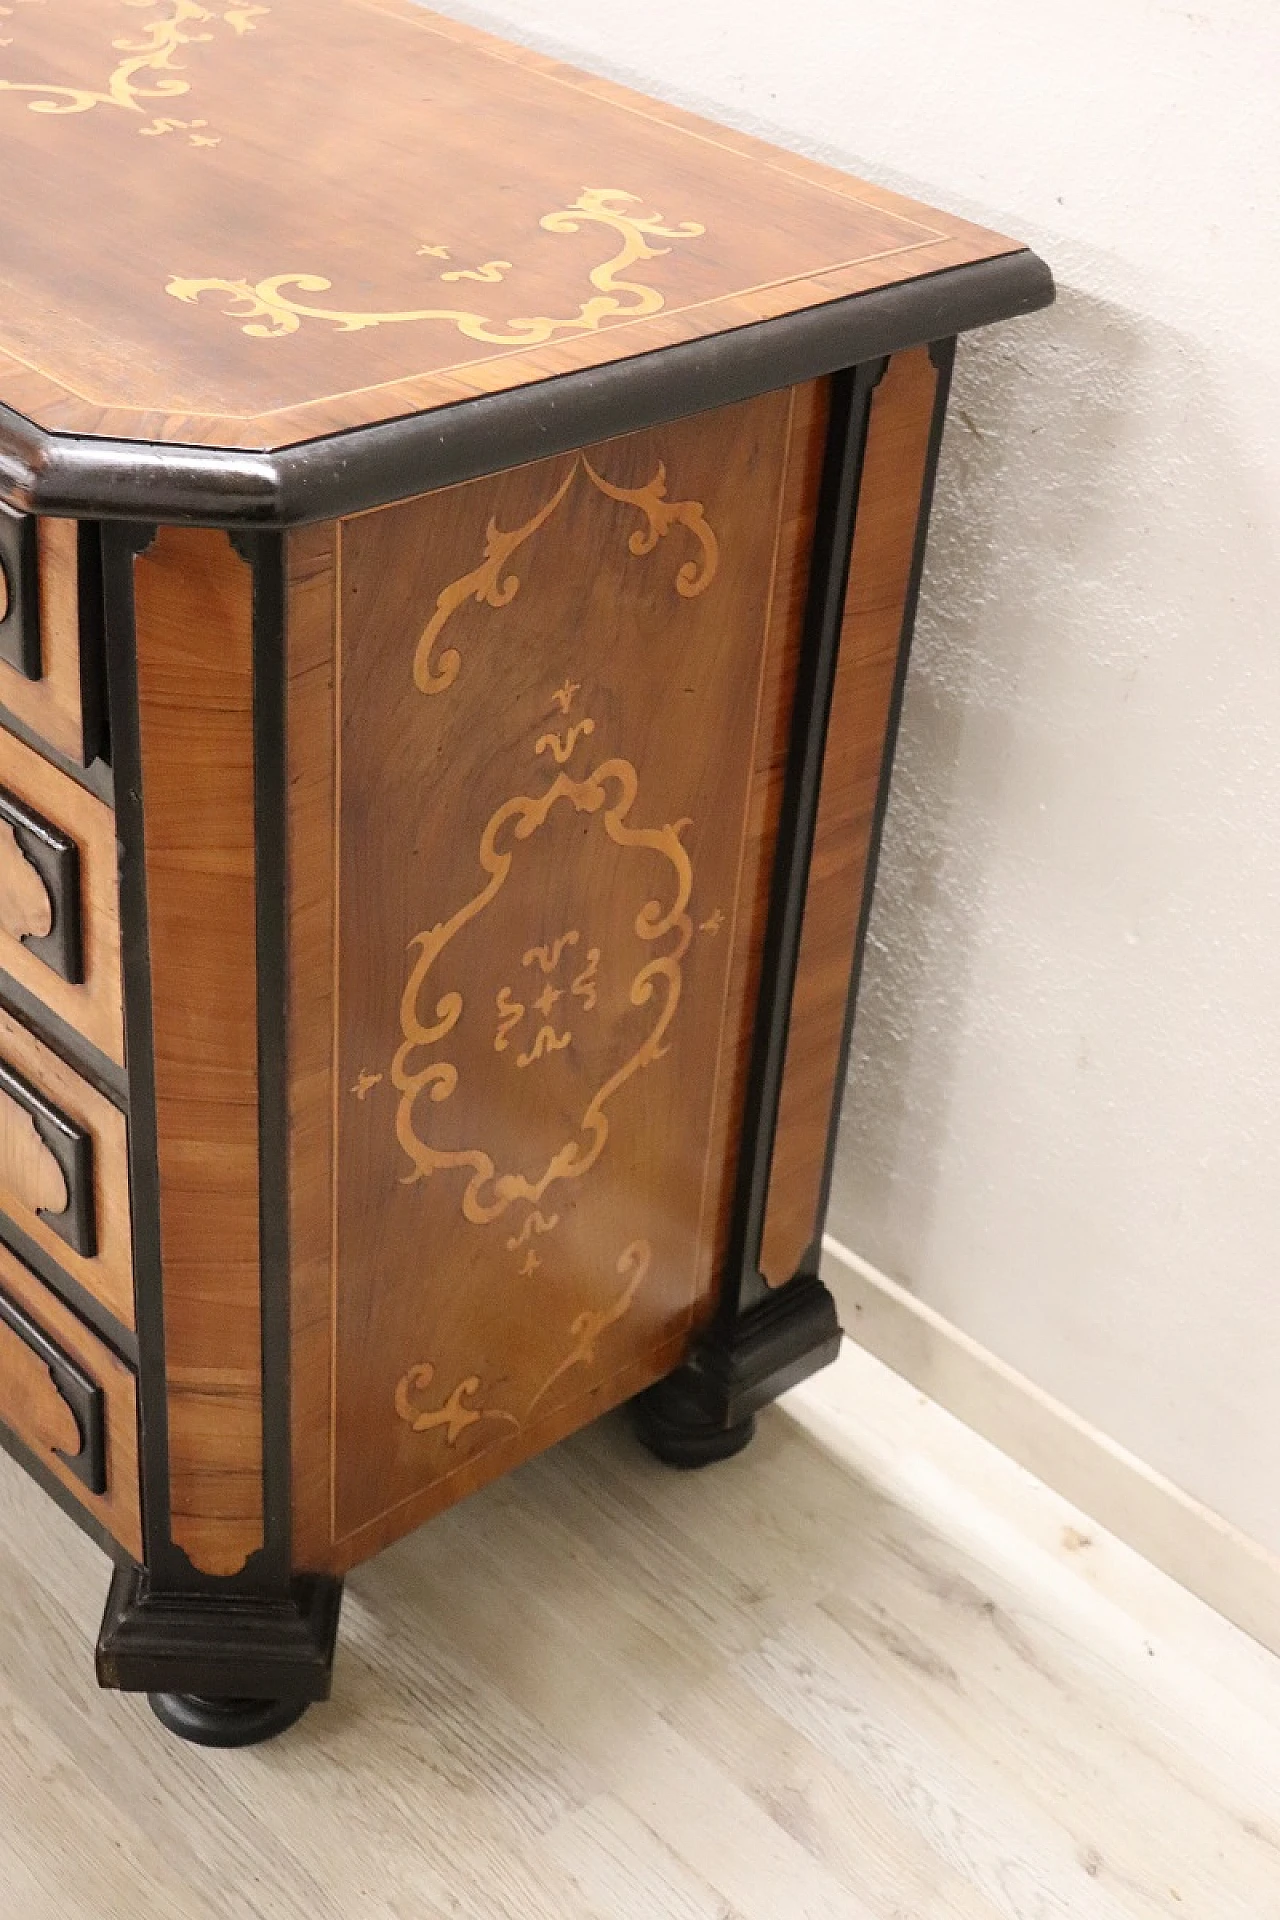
top-left (2, 1344), bottom-right (1278, 1920)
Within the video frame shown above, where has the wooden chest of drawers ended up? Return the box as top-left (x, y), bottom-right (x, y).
top-left (0, 0), bottom-right (1051, 1744)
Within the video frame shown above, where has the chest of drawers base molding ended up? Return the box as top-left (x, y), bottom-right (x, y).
top-left (0, 0), bottom-right (1051, 1745)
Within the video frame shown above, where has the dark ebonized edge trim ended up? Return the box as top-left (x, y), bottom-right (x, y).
top-left (0, 970), bottom-right (127, 1105)
top-left (0, 1053), bottom-right (96, 1258)
top-left (238, 528), bottom-right (293, 1590)
top-left (100, 522), bottom-right (174, 1581)
top-left (0, 1414), bottom-right (132, 1564)
top-left (0, 703), bottom-right (114, 805)
top-left (0, 1273), bottom-right (106, 1491)
top-left (718, 361), bottom-right (883, 1322)
top-left (103, 527), bottom-right (295, 1601)
top-left (0, 251), bottom-right (1052, 529)
top-left (800, 336), bottom-right (958, 1276)
top-left (76, 522), bottom-right (111, 772)
top-left (0, 1208), bottom-right (137, 1361)
top-left (0, 782), bottom-right (84, 985)
top-left (0, 502), bottom-right (40, 678)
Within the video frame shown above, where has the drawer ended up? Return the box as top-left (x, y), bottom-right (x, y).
top-left (0, 514), bottom-right (104, 769)
top-left (0, 720), bottom-right (123, 1065)
top-left (0, 1003), bottom-right (133, 1329)
top-left (0, 1236), bottom-right (140, 1559)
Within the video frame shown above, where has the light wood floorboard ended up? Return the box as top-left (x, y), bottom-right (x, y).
top-left (1, 1342), bottom-right (1278, 1918)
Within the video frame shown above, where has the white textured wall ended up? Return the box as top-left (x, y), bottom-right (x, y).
top-left (425, 2), bottom-right (1280, 1553)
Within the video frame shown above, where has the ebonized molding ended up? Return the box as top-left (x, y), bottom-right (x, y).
top-left (0, 253), bottom-right (1052, 529)
top-left (0, 1274), bottom-right (106, 1492)
top-left (96, 1565), bottom-right (343, 1702)
top-left (0, 783), bottom-right (83, 985)
top-left (0, 1053), bottom-right (96, 1258)
top-left (0, 504), bottom-right (39, 678)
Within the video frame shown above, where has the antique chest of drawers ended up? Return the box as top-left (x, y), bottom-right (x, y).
top-left (0, 0), bottom-right (1051, 1744)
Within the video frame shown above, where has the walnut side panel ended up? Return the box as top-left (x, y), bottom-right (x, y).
top-left (759, 346), bottom-right (940, 1287)
top-left (291, 386), bottom-right (823, 1572)
top-left (132, 527), bottom-right (264, 1578)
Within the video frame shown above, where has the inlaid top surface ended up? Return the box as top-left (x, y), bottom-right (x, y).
top-left (0, 0), bottom-right (1028, 452)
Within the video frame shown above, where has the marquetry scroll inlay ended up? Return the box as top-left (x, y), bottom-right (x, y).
top-left (166, 188), bottom-right (706, 341)
top-left (492, 930), bottom-right (603, 1068)
top-left (390, 688), bottom-right (694, 1234)
top-left (0, 1083), bottom-right (68, 1218)
top-left (393, 1363), bottom-right (519, 1446)
top-left (413, 448), bottom-right (719, 698)
top-left (393, 1238), bottom-right (652, 1446)
top-left (0, 819), bottom-right (52, 942)
top-left (526, 1240), bottom-right (651, 1415)
top-left (0, 0), bottom-right (266, 139)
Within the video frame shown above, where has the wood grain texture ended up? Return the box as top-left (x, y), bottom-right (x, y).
top-left (285, 519), bottom-right (339, 1572)
top-left (0, 520), bottom-right (92, 764)
top-left (0, 821), bottom-right (52, 941)
top-left (287, 388), bottom-right (822, 1571)
top-left (760, 347), bottom-right (939, 1288)
top-left (0, 1307), bottom-right (80, 1464)
top-left (0, 1003), bottom-right (133, 1330)
top-left (0, 721), bottom-right (123, 1065)
top-left (700, 380), bottom-right (827, 1305)
top-left (132, 526), bottom-right (263, 1578)
top-left (0, 0), bottom-right (1026, 450)
top-left (0, 1237), bottom-right (140, 1559)
top-left (0, 1086), bottom-right (67, 1219)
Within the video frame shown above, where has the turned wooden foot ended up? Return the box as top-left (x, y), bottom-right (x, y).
top-left (631, 1378), bottom-right (757, 1468)
top-left (146, 1692), bottom-right (309, 1747)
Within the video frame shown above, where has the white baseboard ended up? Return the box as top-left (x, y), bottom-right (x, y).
top-left (820, 1234), bottom-right (1280, 1659)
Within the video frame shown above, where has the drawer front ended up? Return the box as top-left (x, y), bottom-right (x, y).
top-left (0, 720), bottom-right (123, 1064)
top-left (0, 1004), bottom-right (133, 1329)
top-left (0, 518), bottom-right (103, 769)
top-left (0, 1236), bottom-right (140, 1558)
top-left (0, 503), bottom-right (40, 680)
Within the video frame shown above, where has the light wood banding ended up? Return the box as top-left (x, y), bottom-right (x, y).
top-left (759, 347), bottom-right (940, 1287)
top-left (132, 526), bottom-right (264, 1579)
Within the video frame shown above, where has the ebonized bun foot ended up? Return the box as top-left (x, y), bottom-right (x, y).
top-left (147, 1691), bottom-right (308, 1747)
top-left (637, 1272), bottom-right (842, 1442)
top-left (97, 1564), bottom-right (343, 1703)
top-left (631, 1386), bottom-right (756, 1469)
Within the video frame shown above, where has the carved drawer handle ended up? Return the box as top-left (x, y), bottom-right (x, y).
top-left (0, 1057), bottom-right (96, 1258)
top-left (0, 784), bottom-right (84, 985)
top-left (0, 1278), bottom-right (106, 1494)
top-left (0, 504), bottom-right (40, 681)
